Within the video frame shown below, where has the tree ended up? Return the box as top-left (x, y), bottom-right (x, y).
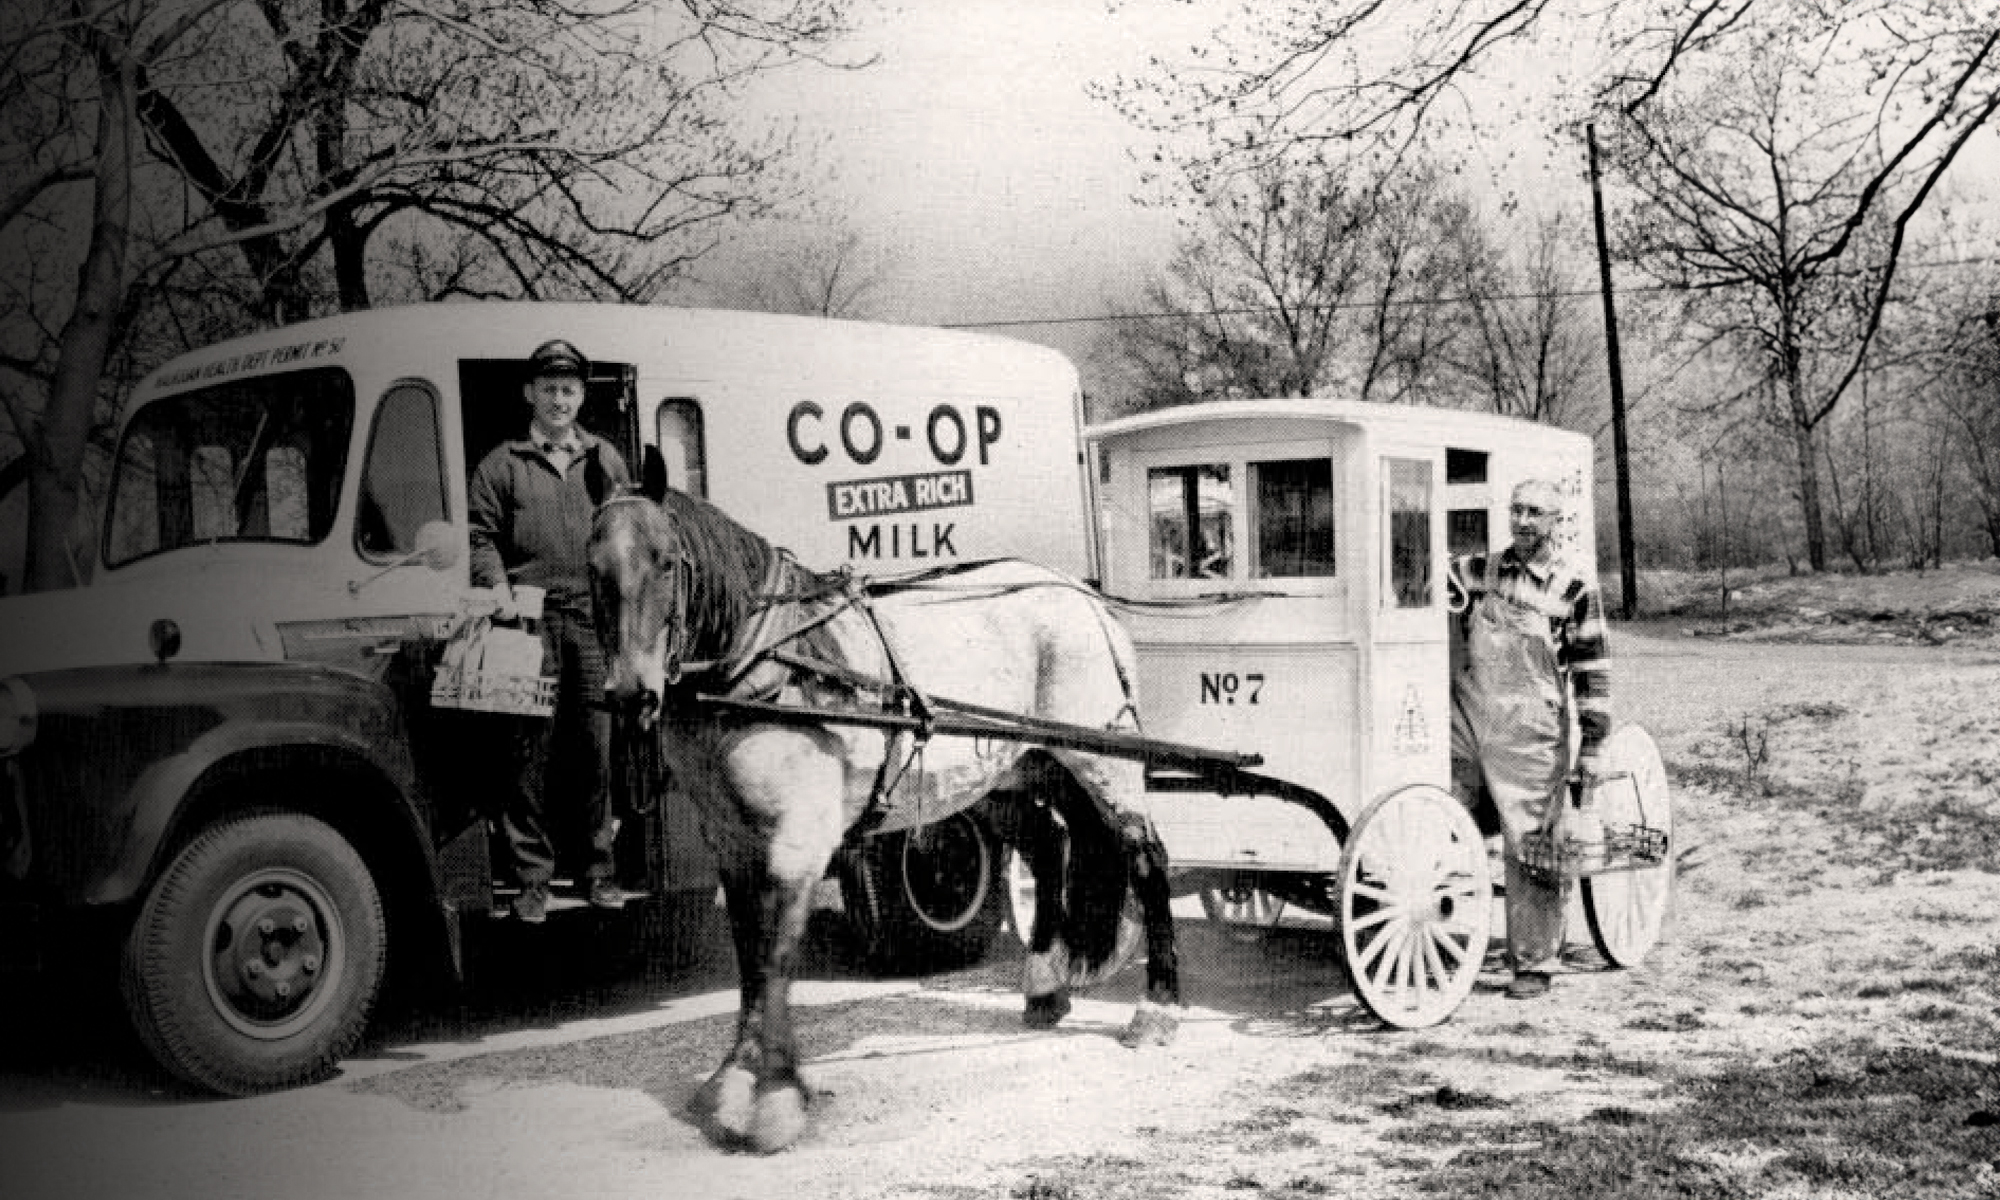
top-left (1930, 285), bottom-right (2000, 555)
top-left (713, 225), bottom-right (896, 319)
top-left (1435, 209), bottom-right (1600, 427)
top-left (1599, 26), bottom-right (1998, 570)
top-left (0, 0), bottom-right (864, 591)
top-left (1100, 160), bottom-right (1469, 412)
top-left (1103, 0), bottom-right (2000, 572)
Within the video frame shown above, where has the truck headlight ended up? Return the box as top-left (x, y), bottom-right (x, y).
top-left (0, 677), bottom-right (36, 756)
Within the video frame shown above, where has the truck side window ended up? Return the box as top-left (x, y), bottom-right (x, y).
top-left (357, 382), bottom-right (448, 559)
top-left (1148, 463), bottom-right (1233, 580)
top-left (1384, 457), bottom-right (1434, 608)
top-left (1250, 458), bottom-right (1335, 578)
top-left (655, 399), bottom-right (707, 498)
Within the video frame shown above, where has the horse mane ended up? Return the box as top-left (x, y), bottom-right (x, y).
top-left (596, 487), bottom-right (846, 676)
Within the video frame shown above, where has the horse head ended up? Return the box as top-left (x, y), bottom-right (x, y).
top-left (589, 482), bottom-right (779, 728)
top-left (589, 491), bottom-right (685, 728)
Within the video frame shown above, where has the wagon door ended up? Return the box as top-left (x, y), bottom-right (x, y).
top-left (1364, 443), bottom-right (1452, 800)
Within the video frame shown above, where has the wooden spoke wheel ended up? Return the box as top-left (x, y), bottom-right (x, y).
top-left (1582, 725), bottom-right (1676, 968)
top-left (1199, 878), bottom-right (1287, 942)
top-left (1337, 784), bottom-right (1493, 1030)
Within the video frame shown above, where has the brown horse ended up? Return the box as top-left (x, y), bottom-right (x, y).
top-left (587, 482), bottom-right (1183, 1153)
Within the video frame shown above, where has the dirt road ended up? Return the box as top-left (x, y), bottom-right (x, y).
top-left (6, 630), bottom-right (2000, 1200)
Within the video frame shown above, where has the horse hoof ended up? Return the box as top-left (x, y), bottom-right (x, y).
top-left (750, 1085), bottom-right (809, 1153)
top-left (1118, 999), bottom-right (1182, 1049)
top-left (1023, 990), bottom-right (1072, 1029)
top-left (710, 1066), bottom-right (757, 1140)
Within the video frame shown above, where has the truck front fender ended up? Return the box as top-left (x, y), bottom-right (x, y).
top-left (18, 662), bottom-right (431, 908)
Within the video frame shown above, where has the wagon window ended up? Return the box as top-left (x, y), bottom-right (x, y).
top-left (1148, 464), bottom-right (1233, 580)
top-left (1250, 458), bottom-right (1335, 577)
top-left (1384, 457), bottom-right (1434, 608)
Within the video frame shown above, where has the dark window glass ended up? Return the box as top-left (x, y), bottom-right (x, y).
top-left (1448, 508), bottom-right (1490, 557)
top-left (1446, 447), bottom-right (1488, 485)
top-left (1148, 464), bottom-right (1233, 580)
top-left (1386, 457), bottom-right (1434, 608)
top-left (358, 383), bottom-right (448, 559)
top-left (1251, 458), bottom-right (1335, 577)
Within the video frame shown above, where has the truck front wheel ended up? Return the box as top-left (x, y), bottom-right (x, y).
top-left (120, 811), bottom-right (386, 1095)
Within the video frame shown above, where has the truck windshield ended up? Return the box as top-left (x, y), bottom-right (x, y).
top-left (104, 368), bottom-right (355, 567)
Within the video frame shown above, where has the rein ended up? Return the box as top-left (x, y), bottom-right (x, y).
top-left (596, 492), bottom-right (1132, 736)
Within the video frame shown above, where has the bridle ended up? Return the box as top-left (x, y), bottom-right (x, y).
top-left (596, 494), bottom-right (692, 723)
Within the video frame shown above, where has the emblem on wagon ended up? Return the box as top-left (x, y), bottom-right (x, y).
top-left (1393, 682), bottom-right (1432, 756)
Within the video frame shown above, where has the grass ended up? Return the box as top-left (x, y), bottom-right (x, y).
top-left (993, 631), bottom-right (2000, 1200)
top-left (1400, 1037), bottom-right (2000, 1199)
top-left (1674, 694), bottom-right (2000, 877)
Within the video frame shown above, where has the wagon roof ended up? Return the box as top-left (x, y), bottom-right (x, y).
top-left (1085, 398), bottom-right (1591, 454)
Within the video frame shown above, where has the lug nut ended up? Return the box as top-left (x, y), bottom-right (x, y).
top-left (257, 918), bottom-right (275, 935)
top-left (292, 916), bottom-right (310, 935)
top-left (302, 955), bottom-right (320, 974)
top-left (245, 960), bottom-right (264, 977)
top-left (274, 982), bottom-right (290, 999)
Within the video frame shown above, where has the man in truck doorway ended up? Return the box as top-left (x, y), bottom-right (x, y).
top-left (1449, 477), bottom-right (1612, 999)
top-left (468, 338), bottom-right (631, 922)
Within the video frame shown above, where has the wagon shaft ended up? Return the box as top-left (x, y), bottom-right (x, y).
top-left (693, 691), bottom-right (1263, 773)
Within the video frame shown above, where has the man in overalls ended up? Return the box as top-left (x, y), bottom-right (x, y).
top-left (1450, 478), bottom-right (1612, 999)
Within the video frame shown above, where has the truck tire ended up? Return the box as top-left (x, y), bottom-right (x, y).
top-left (842, 809), bottom-right (1005, 975)
top-left (120, 811), bottom-right (386, 1096)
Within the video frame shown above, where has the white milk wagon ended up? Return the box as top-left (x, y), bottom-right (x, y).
top-left (1080, 399), bottom-right (1676, 1027)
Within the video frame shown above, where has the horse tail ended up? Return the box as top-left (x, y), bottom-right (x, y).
top-left (1054, 578), bottom-right (1148, 974)
top-left (1037, 764), bottom-right (1133, 975)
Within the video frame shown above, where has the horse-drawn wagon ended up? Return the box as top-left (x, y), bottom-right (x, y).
top-left (1080, 399), bottom-right (1675, 1026)
top-left (580, 393), bottom-right (1676, 1147)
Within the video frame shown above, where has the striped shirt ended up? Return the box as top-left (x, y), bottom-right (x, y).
top-left (1454, 546), bottom-right (1613, 766)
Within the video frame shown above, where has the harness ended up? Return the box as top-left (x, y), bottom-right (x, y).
top-left (601, 492), bottom-right (1140, 831)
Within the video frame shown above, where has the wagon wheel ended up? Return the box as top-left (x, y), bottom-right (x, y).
top-left (1582, 725), bottom-right (1675, 968)
top-left (1199, 877), bottom-right (1287, 942)
top-left (1337, 784), bottom-right (1492, 1030)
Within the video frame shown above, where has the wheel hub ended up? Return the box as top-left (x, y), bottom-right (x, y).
top-left (213, 886), bottom-right (325, 1021)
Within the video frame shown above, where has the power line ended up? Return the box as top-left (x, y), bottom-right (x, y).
top-left (940, 254), bottom-right (2000, 331)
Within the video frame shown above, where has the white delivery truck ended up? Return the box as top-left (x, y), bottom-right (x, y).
top-left (0, 302), bottom-right (1094, 1094)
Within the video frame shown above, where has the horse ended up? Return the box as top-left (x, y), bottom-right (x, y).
top-left (587, 480), bottom-right (1184, 1153)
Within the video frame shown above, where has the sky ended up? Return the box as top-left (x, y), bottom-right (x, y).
top-left (689, 1), bottom-right (2000, 389)
top-left (693, 0), bottom-right (1218, 367)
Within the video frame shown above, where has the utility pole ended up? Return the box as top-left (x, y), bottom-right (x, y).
top-left (1587, 124), bottom-right (1638, 620)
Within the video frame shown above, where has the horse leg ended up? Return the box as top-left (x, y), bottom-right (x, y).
top-left (695, 864), bottom-right (767, 1144)
top-left (711, 735), bottom-right (846, 1153)
top-left (1018, 797), bottom-right (1073, 1029)
top-left (741, 860), bottom-right (820, 1153)
top-left (1118, 817), bottom-right (1184, 1049)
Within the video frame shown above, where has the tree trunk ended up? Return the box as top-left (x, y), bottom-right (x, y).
top-left (331, 202), bottom-right (369, 311)
top-left (29, 42), bottom-right (136, 592)
top-left (1781, 339), bottom-right (1828, 572)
